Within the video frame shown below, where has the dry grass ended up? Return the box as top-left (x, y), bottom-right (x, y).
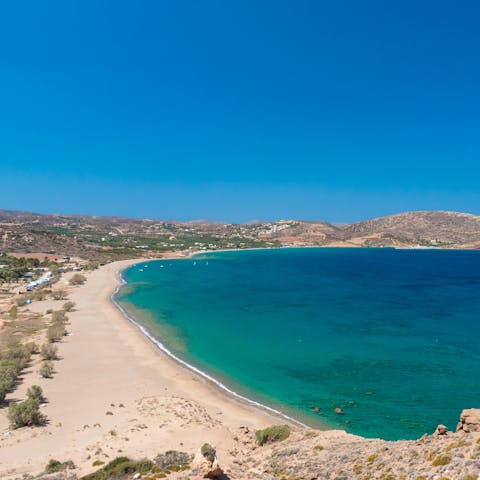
top-left (0, 314), bottom-right (45, 349)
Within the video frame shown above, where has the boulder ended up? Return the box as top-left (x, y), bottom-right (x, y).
top-left (456, 409), bottom-right (480, 433)
top-left (191, 446), bottom-right (224, 479)
top-left (433, 424), bottom-right (448, 436)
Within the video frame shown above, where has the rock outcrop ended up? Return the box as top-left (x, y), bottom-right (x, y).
top-left (191, 444), bottom-right (224, 479)
top-left (433, 424), bottom-right (449, 436)
top-left (456, 408), bottom-right (480, 433)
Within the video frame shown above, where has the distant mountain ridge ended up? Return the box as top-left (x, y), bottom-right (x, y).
top-left (0, 209), bottom-right (479, 259)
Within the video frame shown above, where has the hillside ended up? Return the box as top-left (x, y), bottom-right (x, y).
top-left (0, 209), bottom-right (479, 260)
top-left (343, 211), bottom-right (480, 248)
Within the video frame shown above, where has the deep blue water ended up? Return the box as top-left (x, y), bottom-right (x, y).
top-left (117, 248), bottom-right (480, 440)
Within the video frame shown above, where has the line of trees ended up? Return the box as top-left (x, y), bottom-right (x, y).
top-left (0, 254), bottom-right (59, 283)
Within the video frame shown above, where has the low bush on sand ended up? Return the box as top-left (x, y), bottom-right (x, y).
top-left (51, 310), bottom-right (68, 323)
top-left (45, 459), bottom-right (76, 473)
top-left (255, 425), bottom-right (291, 446)
top-left (63, 301), bottom-right (76, 312)
top-left (39, 361), bottom-right (55, 378)
top-left (70, 274), bottom-right (86, 286)
top-left (52, 289), bottom-right (68, 301)
top-left (31, 289), bottom-right (48, 301)
top-left (40, 343), bottom-right (58, 360)
top-left (47, 323), bottom-right (66, 343)
top-left (7, 398), bottom-right (47, 428)
top-left (27, 385), bottom-right (45, 403)
top-left (0, 345), bottom-right (31, 403)
top-left (431, 455), bottom-right (452, 466)
top-left (24, 342), bottom-right (39, 355)
top-left (80, 457), bottom-right (154, 480)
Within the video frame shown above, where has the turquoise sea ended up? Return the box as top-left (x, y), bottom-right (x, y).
top-left (116, 248), bottom-right (480, 440)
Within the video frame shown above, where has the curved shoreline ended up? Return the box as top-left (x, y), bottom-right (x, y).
top-left (111, 259), bottom-right (311, 431)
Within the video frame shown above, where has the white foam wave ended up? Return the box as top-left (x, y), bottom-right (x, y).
top-left (111, 266), bottom-right (307, 429)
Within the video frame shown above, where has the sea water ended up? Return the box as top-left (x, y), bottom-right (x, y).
top-left (116, 248), bottom-right (480, 440)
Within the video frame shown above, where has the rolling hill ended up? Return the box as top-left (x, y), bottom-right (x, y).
top-left (1, 209), bottom-right (479, 260)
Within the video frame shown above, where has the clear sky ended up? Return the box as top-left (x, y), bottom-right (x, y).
top-left (1, 1), bottom-right (479, 223)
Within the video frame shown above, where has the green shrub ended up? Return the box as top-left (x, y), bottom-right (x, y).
top-left (63, 301), bottom-right (76, 312)
top-left (39, 361), bottom-right (54, 378)
top-left (70, 274), bottom-right (86, 286)
top-left (0, 384), bottom-right (8, 403)
top-left (7, 398), bottom-right (47, 428)
top-left (0, 345), bottom-right (31, 402)
top-left (52, 289), bottom-right (68, 301)
top-left (85, 261), bottom-right (99, 271)
top-left (24, 342), bottom-right (39, 355)
top-left (80, 457), bottom-right (154, 480)
top-left (47, 323), bottom-right (66, 342)
top-left (32, 289), bottom-right (48, 301)
top-left (154, 451), bottom-right (191, 470)
top-left (432, 455), bottom-right (451, 466)
top-left (5, 344), bottom-right (31, 364)
top-left (45, 459), bottom-right (75, 473)
top-left (92, 460), bottom-right (105, 467)
top-left (255, 425), bottom-right (291, 446)
top-left (40, 343), bottom-right (58, 360)
top-left (27, 385), bottom-right (45, 403)
top-left (200, 443), bottom-right (216, 463)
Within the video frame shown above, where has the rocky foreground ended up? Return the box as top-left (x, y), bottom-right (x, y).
top-left (18, 409), bottom-right (480, 480)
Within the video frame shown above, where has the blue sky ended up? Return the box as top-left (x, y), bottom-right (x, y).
top-left (0, 1), bottom-right (479, 223)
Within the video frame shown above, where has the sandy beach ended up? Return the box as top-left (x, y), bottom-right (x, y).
top-left (0, 259), bottom-right (283, 478)
top-left (2, 259), bottom-right (480, 480)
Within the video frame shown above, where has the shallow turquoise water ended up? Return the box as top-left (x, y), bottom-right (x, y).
top-left (117, 248), bottom-right (480, 440)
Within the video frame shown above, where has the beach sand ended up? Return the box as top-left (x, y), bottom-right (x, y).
top-left (3, 258), bottom-right (473, 480)
top-left (0, 259), bottom-right (283, 478)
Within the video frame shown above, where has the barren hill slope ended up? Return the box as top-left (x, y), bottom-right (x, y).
top-left (341, 211), bottom-right (480, 248)
top-left (1, 209), bottom-right (480, 258)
